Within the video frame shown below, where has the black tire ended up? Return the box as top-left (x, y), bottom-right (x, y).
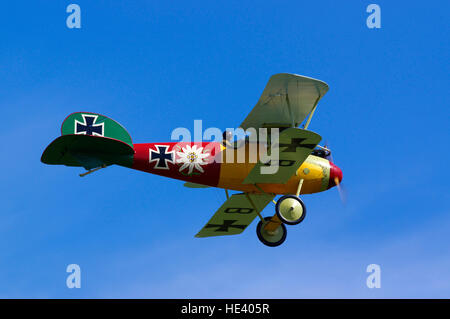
top-left (256, 216), bottom-right (287, 247)
top-left (275, 195), bottom-right (306, 225)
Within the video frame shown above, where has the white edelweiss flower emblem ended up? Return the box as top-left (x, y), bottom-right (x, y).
top-left (176, 145), bottom-right (210, 175)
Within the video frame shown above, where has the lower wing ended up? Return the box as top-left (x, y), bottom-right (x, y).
top-left (195, 192), bottom-right (274, 238)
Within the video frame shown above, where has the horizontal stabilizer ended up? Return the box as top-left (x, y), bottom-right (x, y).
top-left (41, 134), bottom-right (134, 170)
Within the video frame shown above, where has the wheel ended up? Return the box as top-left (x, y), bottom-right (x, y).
top-left (256, 216), bottom-right (287, 247)
top-left (275, 195), bottom-right (306, 225)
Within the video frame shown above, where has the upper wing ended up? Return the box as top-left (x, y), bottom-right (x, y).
top-left (240, 73), bottom-right (329, 130)
top-left (243, 128), bottom-right (321, 184)
top-left (195, 193), bottom-right (274, 238)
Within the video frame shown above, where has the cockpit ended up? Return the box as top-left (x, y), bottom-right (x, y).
top-left (222, 130), bottom-right (248, 149)
top-left (311, 147), bottom-right (331, 159)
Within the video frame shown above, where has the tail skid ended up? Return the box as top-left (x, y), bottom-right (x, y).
top-left (79, 164), bottom-right (107, 177)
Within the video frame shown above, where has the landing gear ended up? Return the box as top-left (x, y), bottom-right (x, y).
top-left (275, 195), bottom-right (306, 225)
top-left (253, 179), bottom-right (306, 247)
top-left (256, 217), bottom-right (287, 247)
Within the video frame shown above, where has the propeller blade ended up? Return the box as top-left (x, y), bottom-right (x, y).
top-left (334, 177), bottom-right (346, 204)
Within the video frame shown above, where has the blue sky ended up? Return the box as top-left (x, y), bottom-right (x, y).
top-left (0, 1), bottom-right (449, 298)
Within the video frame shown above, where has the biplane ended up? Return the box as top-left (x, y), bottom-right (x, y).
top-left (41, 73), bottom-right (343, 247)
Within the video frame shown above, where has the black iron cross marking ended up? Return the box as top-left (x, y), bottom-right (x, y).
top-left (205, 220), bottom-right (247, 232)
top-left (149, 145), bottom-right (174, 170)
top-left (280, 138), bottom-right (316, 152)
top-left (75, 115), bottom-right (104, 136)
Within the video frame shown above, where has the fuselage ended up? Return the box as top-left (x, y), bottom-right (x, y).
top-left (128, 142), bottom-right (342, 195)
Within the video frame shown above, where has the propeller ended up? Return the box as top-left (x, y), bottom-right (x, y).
top-left (334, 176), bottom-right (347, 204)
top-left (322, 141), bottom-right (346, 204)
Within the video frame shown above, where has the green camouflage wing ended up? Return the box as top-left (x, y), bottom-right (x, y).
top-left (195, 193), bottom-right (274, 238)
top-left (243, 128), bottom-right (321, 184)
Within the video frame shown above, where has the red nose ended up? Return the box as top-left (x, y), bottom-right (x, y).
top-left (329, 162), bottom-right (343, 188)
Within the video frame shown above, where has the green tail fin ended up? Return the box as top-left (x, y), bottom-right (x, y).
top-left (61, 112), bottom-right (133, 148)
top-left (41, 112), bottom-right (134, 170)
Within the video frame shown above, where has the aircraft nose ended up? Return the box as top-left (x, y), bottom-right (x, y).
top-left (328, 162), bottom-right (343, 188)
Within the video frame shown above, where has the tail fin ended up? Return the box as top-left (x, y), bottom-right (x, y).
top-left (61, 112), bottom-right (133, 147)
top-left (41, 112), bottom-right (134, 170)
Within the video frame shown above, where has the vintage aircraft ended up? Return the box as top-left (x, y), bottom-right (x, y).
top-left (41, 73), bottom-right (343, 247)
